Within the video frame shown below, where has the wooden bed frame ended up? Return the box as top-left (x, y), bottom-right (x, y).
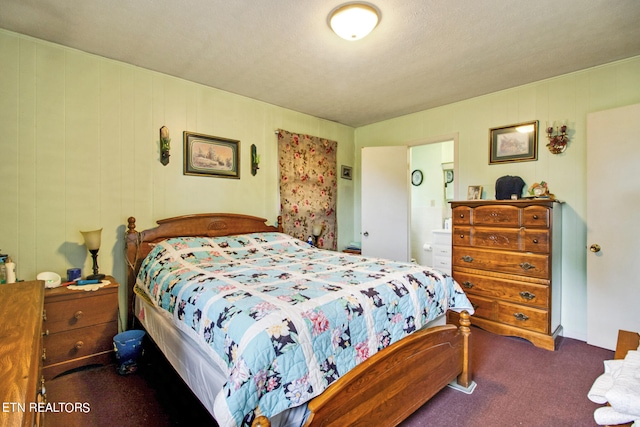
top-left (125, 213), bottom-right (472, 427)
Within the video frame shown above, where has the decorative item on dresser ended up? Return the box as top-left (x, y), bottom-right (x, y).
top-left (42, 277), bottom-right (119, 380)
top-left (449, 199), bottom-right (562, 351)
top-left (0, 281), bottom-right (46, 427)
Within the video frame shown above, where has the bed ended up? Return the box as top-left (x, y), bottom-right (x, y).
top-left (125, 213), bottom-right (474, 427)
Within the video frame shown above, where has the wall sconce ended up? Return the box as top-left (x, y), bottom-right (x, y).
top-left (80, 228), bottom-right (105, 280)
top-left (546, 121), bottom-right (569, 154)
top-left (251, 144), bottom-right (260, 175)
top-left (160, 126), bottom-right (171, 165)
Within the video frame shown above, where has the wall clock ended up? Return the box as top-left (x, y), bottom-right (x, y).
top-left (411, 169), bottom-right (423, 186)
top-left (445, 169), bottom-right (454, 184)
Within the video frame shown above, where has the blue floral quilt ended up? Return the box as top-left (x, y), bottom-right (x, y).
top-left (136, 232), bottom-right (473, 427)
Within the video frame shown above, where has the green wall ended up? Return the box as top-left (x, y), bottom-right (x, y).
top-left (354, 55), bottom-right (640, 340)
top-left (2, 26), bottom-right (640, 340)
top-left (0, 29), bottom-right (355, 327)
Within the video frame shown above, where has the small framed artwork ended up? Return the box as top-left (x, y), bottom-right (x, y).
top-left (184, 132), bottom-right (240, 178)
top-left (341, 165), bottom-right (352, 180)
top-left (467, 185), bottom-right (482, 200)
top-left (489, 121), bottom-right (538, 164)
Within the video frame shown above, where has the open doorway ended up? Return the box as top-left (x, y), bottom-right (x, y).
top-left (409, 139), bottom-right (454, 266)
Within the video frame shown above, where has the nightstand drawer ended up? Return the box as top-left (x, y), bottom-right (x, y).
top-left (44, 291), bottom-right (118, 333)
top-left (44, 322), bottom-right (118, 365)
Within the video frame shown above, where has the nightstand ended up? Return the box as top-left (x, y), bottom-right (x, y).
top-left (42, 276), bottom-right (119, 380)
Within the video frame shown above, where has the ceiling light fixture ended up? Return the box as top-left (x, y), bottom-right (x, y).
top-left (329, 3), bottom-right (380, 41)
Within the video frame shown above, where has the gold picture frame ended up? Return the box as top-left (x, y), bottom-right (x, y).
top-left (183, 132), bottom-right (240, 178)
top-left (489, 121), bottom-right (538, 164)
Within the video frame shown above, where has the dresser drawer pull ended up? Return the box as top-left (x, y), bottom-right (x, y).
top-left (459, 214), bottom-right (465, 218)
top-left (459, 234), bottom-right (465, 239)
top-left (514, 312), bottom-right (529, 321)
top-left (472, 303), bottom-right (479, 311)
top-left (42, 348), bottom-right (46, 361)
top-left (461, 281), bottom-right (474, 289)
top-left (74, 340), bottom-right (84, 350)
top-left (43, 309), bottom-right (47, 322)
top-left (519, 291), bottom-right (536, 300)
top-left (74, 310), bottom-right (84, 320)
top-left (42, 329), bottom-right (49, 337)
top-left (461, 255), bottom-right (474, 263)
top-left (519, 262), bottom-right (535, 271)
top-left (532, 239), bottom-right (538, 244)
top-left (532, 215), bottom-right (539, 220)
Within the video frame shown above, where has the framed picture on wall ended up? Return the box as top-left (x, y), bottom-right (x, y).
top-left (184, 132), bottom-right (240, 178)
top-left (341, 165), bottom-right (353, 180)
top-left (489, 121), bottom-right (538, 164)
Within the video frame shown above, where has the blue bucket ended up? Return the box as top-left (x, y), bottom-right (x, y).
top-left (113, 329), bottom-right (145, 374)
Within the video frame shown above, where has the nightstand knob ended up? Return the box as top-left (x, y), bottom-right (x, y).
top-left (74, 310), bottom-right (84, 320)
top-left (74, 340), bottom-right (84, 350)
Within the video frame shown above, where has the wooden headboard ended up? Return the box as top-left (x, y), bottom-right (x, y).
top-left (125, 213), bottom-right (282, 327)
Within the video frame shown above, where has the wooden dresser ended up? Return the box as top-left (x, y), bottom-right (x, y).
top-left (449, 199), bottom-right (562, 350)
top-left (42, 277), bottom-right (119, 380)
top-left (0, 281), bottom-right (46, 427)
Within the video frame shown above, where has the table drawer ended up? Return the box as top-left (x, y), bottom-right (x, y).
top-left (44, 322), bottom-right (117, 365)
top-left (44, 292), bottom-right (118, 333)
top-left (452, 247), bottom-right (549, 279)
top-left (453, 271), bottom-right (549, 308)
top-left (497, 301), bottom-right (549, 334)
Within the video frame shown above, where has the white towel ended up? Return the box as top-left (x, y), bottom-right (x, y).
top-left (589, 360), bottom-right (624, 404)
top-left (594, 406), bottom-right (638, 425)
top-left (594, 406), bottom-right (639, 425)
top-left (606, 351), bottom-right (640, 417)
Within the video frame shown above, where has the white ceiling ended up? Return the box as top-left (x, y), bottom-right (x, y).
top-left (1, 0), bottom-right (640, 127)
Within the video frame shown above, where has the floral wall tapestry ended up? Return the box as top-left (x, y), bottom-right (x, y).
top-left (277, 129), bottom-right (337, 250)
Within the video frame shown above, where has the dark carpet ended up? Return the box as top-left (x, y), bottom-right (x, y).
top-left (45, 327), bottom-right (614, 426)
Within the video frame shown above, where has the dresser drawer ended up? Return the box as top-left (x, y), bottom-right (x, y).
top-left (44, 291), bottom-right (119, 333)
top-left (497, 301), bottom-right (549, 334)
top-left (473, 205), bottom-right (520, 227)
top-left (44, 322), bottom-right (118, 365)
top-left (453, 271), bottom-right (549, 308)
top-left (524, 229), bottom-right (550, 253)
top-left (452, 247), bottom-right (549, 279)
top-left (523, 205), bottom-right (550, 228)
top-left (452, 206), bottom-right (472, 225)
top-left (466, 294), bottom-right (495, 320)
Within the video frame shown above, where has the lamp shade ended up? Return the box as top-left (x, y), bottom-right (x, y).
top-left (329, 3), bottom-right (379, 40)
top-left (81, 228), bottom-right (102, 250)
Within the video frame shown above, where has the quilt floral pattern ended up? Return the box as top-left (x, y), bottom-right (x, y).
top-left (136, 232), bottom-right (473, 427)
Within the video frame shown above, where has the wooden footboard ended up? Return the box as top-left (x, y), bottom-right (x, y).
top-left (254, 311), bottom-right (472, 427)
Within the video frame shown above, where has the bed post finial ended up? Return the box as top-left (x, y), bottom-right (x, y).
top-left (252, 415), bottom-right (271, 427)
top-left (277, 215), bottom-right (283, 232)
top-left (127, 216), bottom-right (137, 234)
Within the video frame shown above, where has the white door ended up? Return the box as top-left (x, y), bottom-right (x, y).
top-left (586, 103), bottom-right (640, 350)
top-left (361, 146), bottom-right (410, 261)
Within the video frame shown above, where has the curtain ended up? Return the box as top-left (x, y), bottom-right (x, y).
top-left (277, 129), bottom-right (337, 250)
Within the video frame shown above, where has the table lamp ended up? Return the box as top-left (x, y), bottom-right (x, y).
top-left (81, 228), bottom-right (105, 280)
